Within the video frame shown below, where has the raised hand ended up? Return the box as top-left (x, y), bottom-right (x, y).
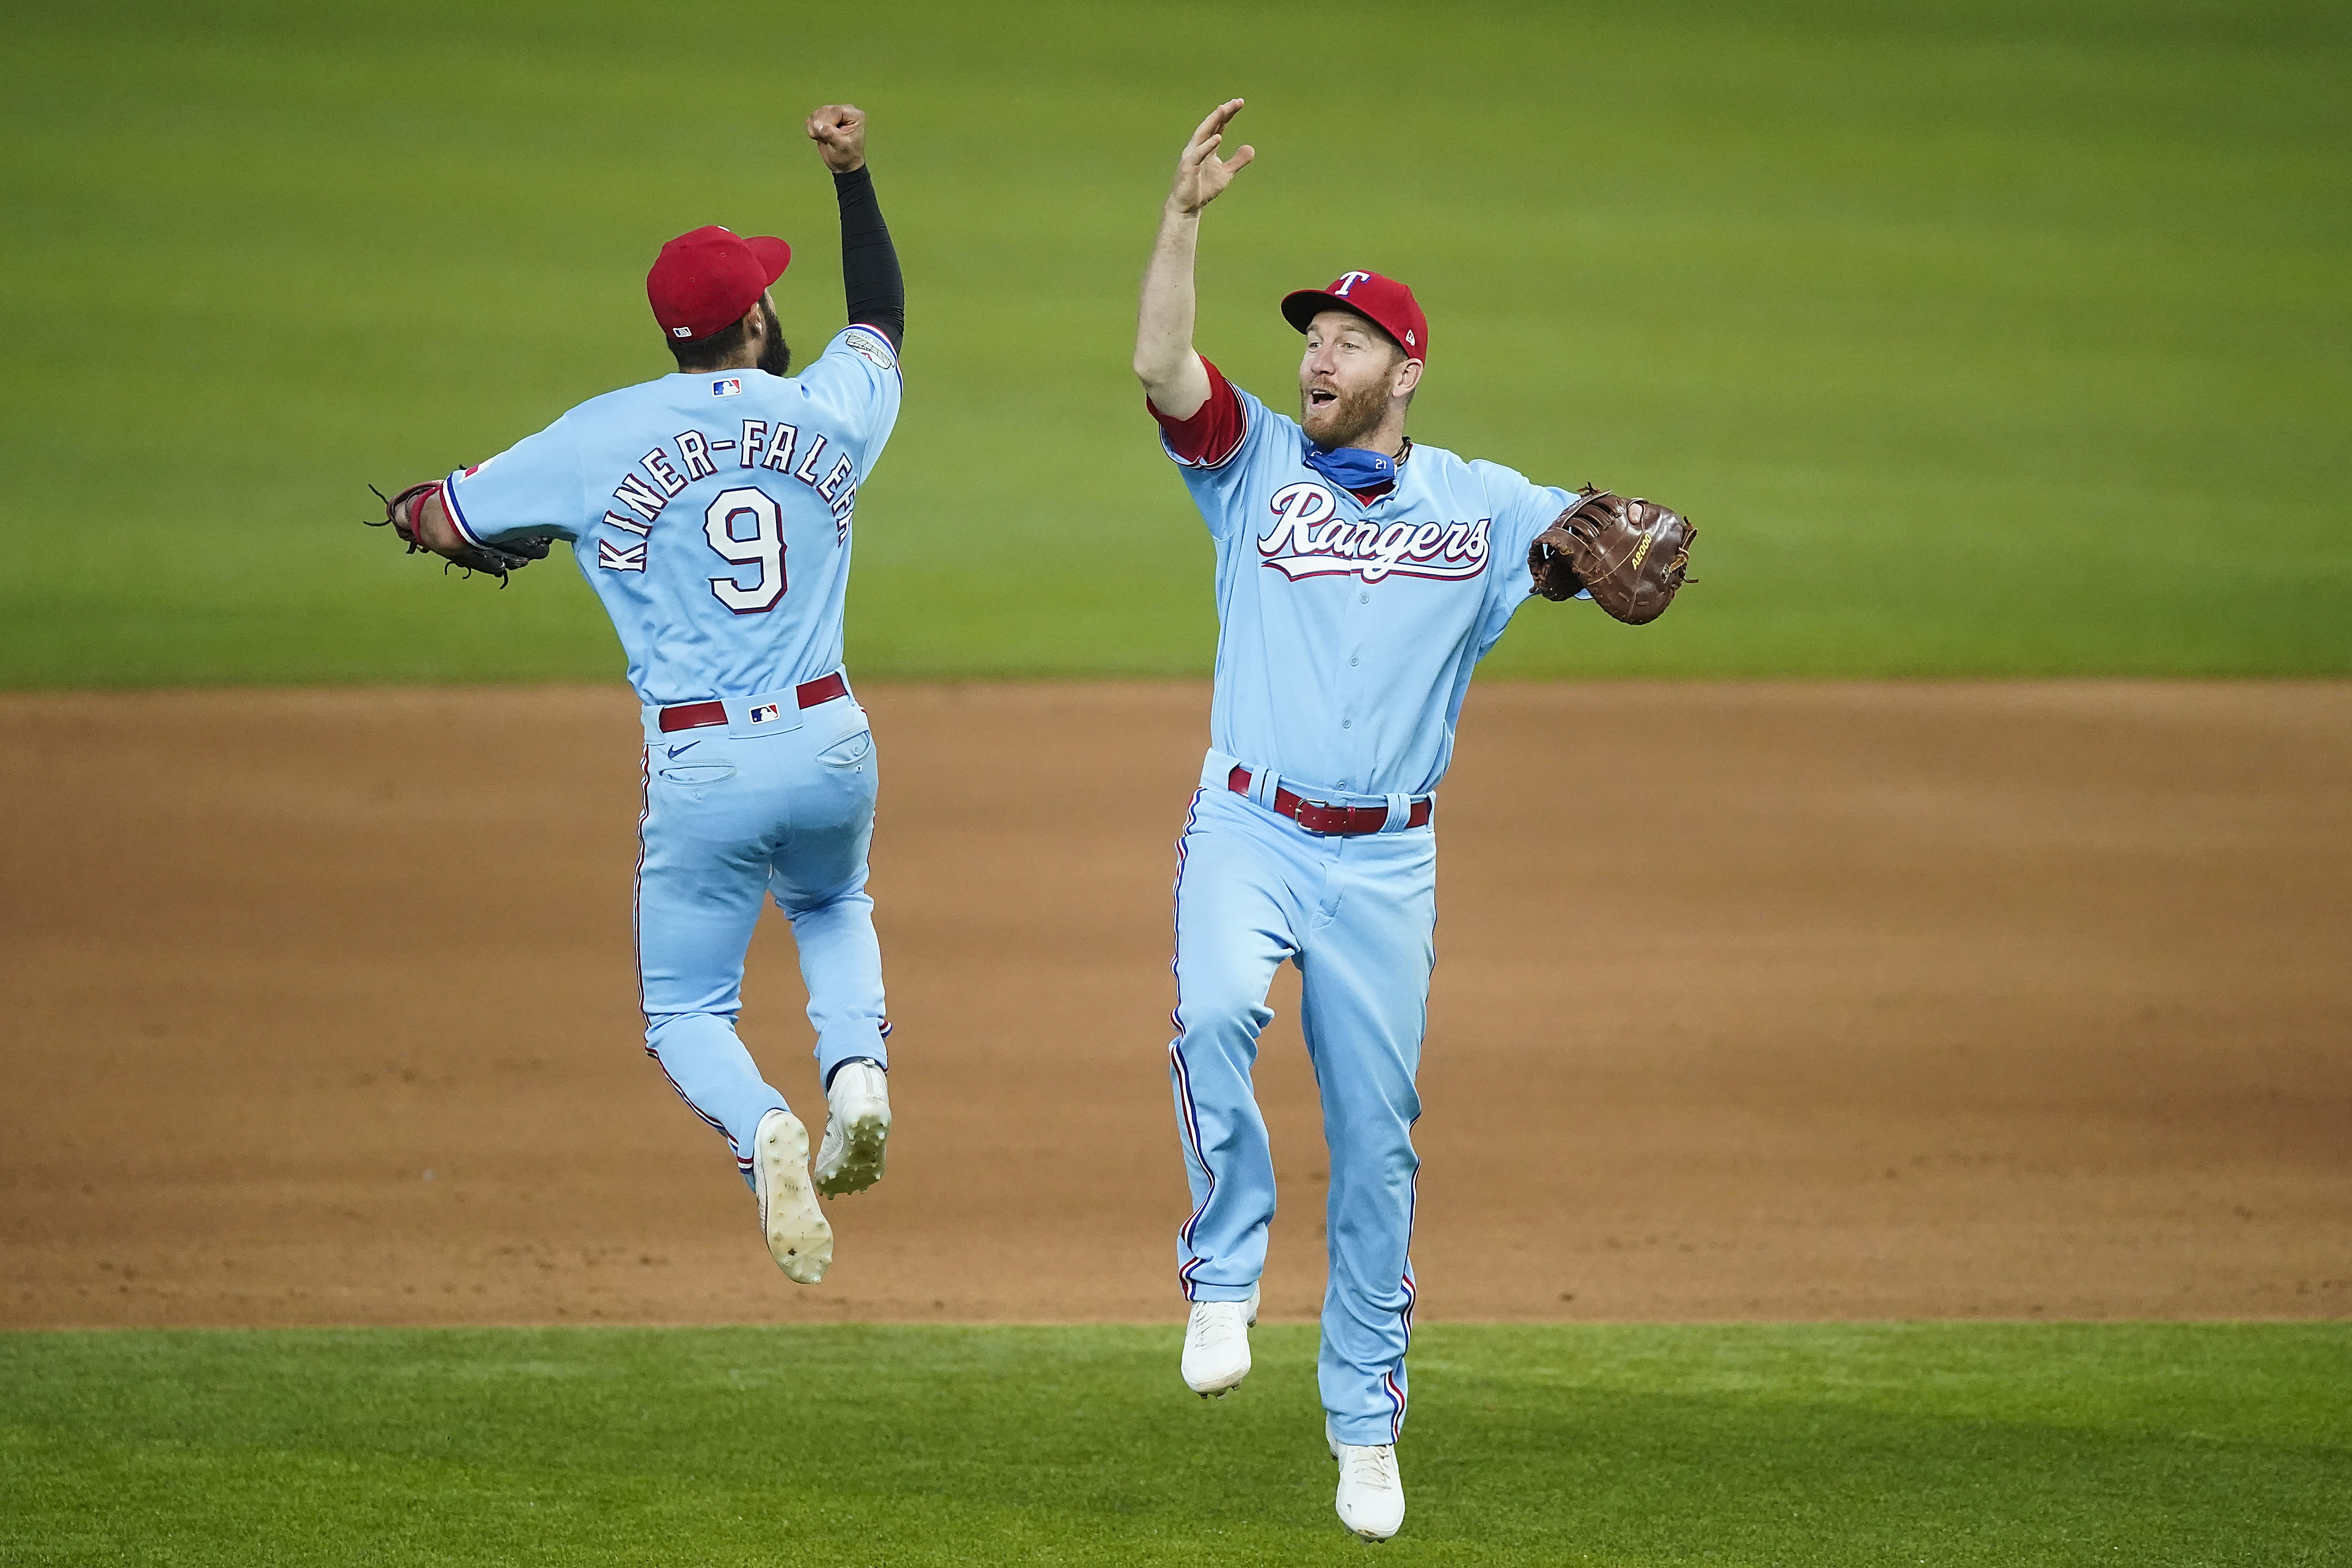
top-left (1168, 98), bottom-right (1254, 215)
top-left (807, 104), bottom-right (867, 173)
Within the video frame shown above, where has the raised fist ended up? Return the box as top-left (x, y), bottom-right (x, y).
top-left (807, 104), bottom-right (867, 173)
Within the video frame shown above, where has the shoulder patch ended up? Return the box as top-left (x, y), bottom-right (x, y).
top-left (842, 328), bottom-right (896, 371)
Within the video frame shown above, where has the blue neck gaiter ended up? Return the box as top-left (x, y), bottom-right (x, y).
top-left (1304, 442), bottom-right (1398, 494)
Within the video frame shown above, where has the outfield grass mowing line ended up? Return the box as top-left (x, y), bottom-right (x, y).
top-left (3, 1323), bottom-right (2346, 1565)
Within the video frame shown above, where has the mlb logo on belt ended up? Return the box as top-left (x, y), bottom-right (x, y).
top-left (711, 377), bottom-right (742, 397)
top-left (748, 702), bottom-right (782, 724)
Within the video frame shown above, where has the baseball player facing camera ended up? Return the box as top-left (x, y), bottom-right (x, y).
top-left (1134, 99), bottom-right (1690, 1542)
top-left (381, 105), bottom-right (906, 1286)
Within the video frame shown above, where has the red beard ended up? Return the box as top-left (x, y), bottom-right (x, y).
top-left (1300, 378), bottom-right (1389, 449)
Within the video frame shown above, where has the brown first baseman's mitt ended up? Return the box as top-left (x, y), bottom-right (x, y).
top-left (1528, 486), bottom-right (1694, 624)
top-left (366, 482), bottom-right (551, 586)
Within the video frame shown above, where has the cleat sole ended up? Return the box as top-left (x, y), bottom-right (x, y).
top-left (756, 1113), bottom-right (834, 1284)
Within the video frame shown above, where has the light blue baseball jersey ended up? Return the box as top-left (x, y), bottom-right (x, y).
top-left (1165, 379), bottom-right (1575, 798)
top-left (443, 325), bottom-right (902, 706)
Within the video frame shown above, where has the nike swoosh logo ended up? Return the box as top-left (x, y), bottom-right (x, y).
top-left (666, 741), bottom-right (701, 759)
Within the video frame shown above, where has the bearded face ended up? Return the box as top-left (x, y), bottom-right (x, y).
top-left (1298, 310), bottom-right (1407, 448)
top-left (1300, 374), bottom-right (1391, 448)
top-left (756, 297), bottom-right (793, 378)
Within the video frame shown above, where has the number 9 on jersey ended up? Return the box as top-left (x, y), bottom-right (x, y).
top-left (705, 486), bottom-right (788, 613)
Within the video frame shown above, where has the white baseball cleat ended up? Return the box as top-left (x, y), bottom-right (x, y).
top-left (813, 1059), bottom-right (891, 1198)
top-left (1327, 1420), bottom-right (1406, 1541)
top-left (1181, 1282), bottom-right (1260, 1397)
top-left (753, 1108), bottom-right (833, 1284)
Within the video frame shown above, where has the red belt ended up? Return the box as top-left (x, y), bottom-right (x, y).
top-left (1227, 765), bottom-right (1431, 835)
top-left (657, 672), bottom-right (849, 734)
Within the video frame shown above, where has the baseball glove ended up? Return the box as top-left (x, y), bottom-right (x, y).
top-left (366, 482), bottom-right (551, 586)
top-left (1527, 486), bottom-right (1694, 624)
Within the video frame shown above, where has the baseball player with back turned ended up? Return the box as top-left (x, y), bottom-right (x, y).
top-left (377, 105), bottom-right (905, 1285)
top-left (1135, 100), bottom-right (1690, 1541)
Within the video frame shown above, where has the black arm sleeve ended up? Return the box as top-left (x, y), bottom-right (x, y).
top-left (834, 166), bottom-right (904, 352)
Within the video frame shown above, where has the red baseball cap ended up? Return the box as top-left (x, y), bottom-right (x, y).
top-left (647, 226), bottom-right (793, 344)
top-left (1281, 270), bottom-right (1428, 362)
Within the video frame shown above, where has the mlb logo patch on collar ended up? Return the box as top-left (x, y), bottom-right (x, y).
top-left (748, 702), bottom-right (782, 724)
top-left (711, 377), bottom-right (743, 397)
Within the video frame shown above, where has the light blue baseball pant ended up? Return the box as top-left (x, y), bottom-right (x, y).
top-left (634, 688), bottom-right (891, 1188)
top-left (1168, 767), bottom-right (1436, 1447)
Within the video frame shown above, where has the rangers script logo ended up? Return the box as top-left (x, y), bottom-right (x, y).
top-left (1257, 482), bottom-right (1489, 583)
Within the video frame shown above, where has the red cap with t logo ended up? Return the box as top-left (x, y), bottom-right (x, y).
top-left (1280, 270), bottom-right (1428, 362)
top-left (646, 226), bottom-right (793, 344)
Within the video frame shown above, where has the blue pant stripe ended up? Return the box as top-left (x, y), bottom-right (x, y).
top-left (1166, 782), bottom-right (1436, 1421)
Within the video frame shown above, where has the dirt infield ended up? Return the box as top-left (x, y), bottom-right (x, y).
top-left (3, 681), bottom-right (2346, 1329)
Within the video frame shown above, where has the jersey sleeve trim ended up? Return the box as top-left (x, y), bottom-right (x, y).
top-left (1150, 357), bottom-right (1247, 470)
top-left (435, 475), bottom-right (483, 546)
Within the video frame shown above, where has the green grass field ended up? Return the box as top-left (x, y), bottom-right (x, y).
top-left (4, 1323), bottom-right (2346, 1565)
top-left (3, 0), bottom-right (2346, 686)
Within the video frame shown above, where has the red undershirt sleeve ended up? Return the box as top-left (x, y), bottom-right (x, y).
top-left (1147, 357), bottom-right (1246, 468)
